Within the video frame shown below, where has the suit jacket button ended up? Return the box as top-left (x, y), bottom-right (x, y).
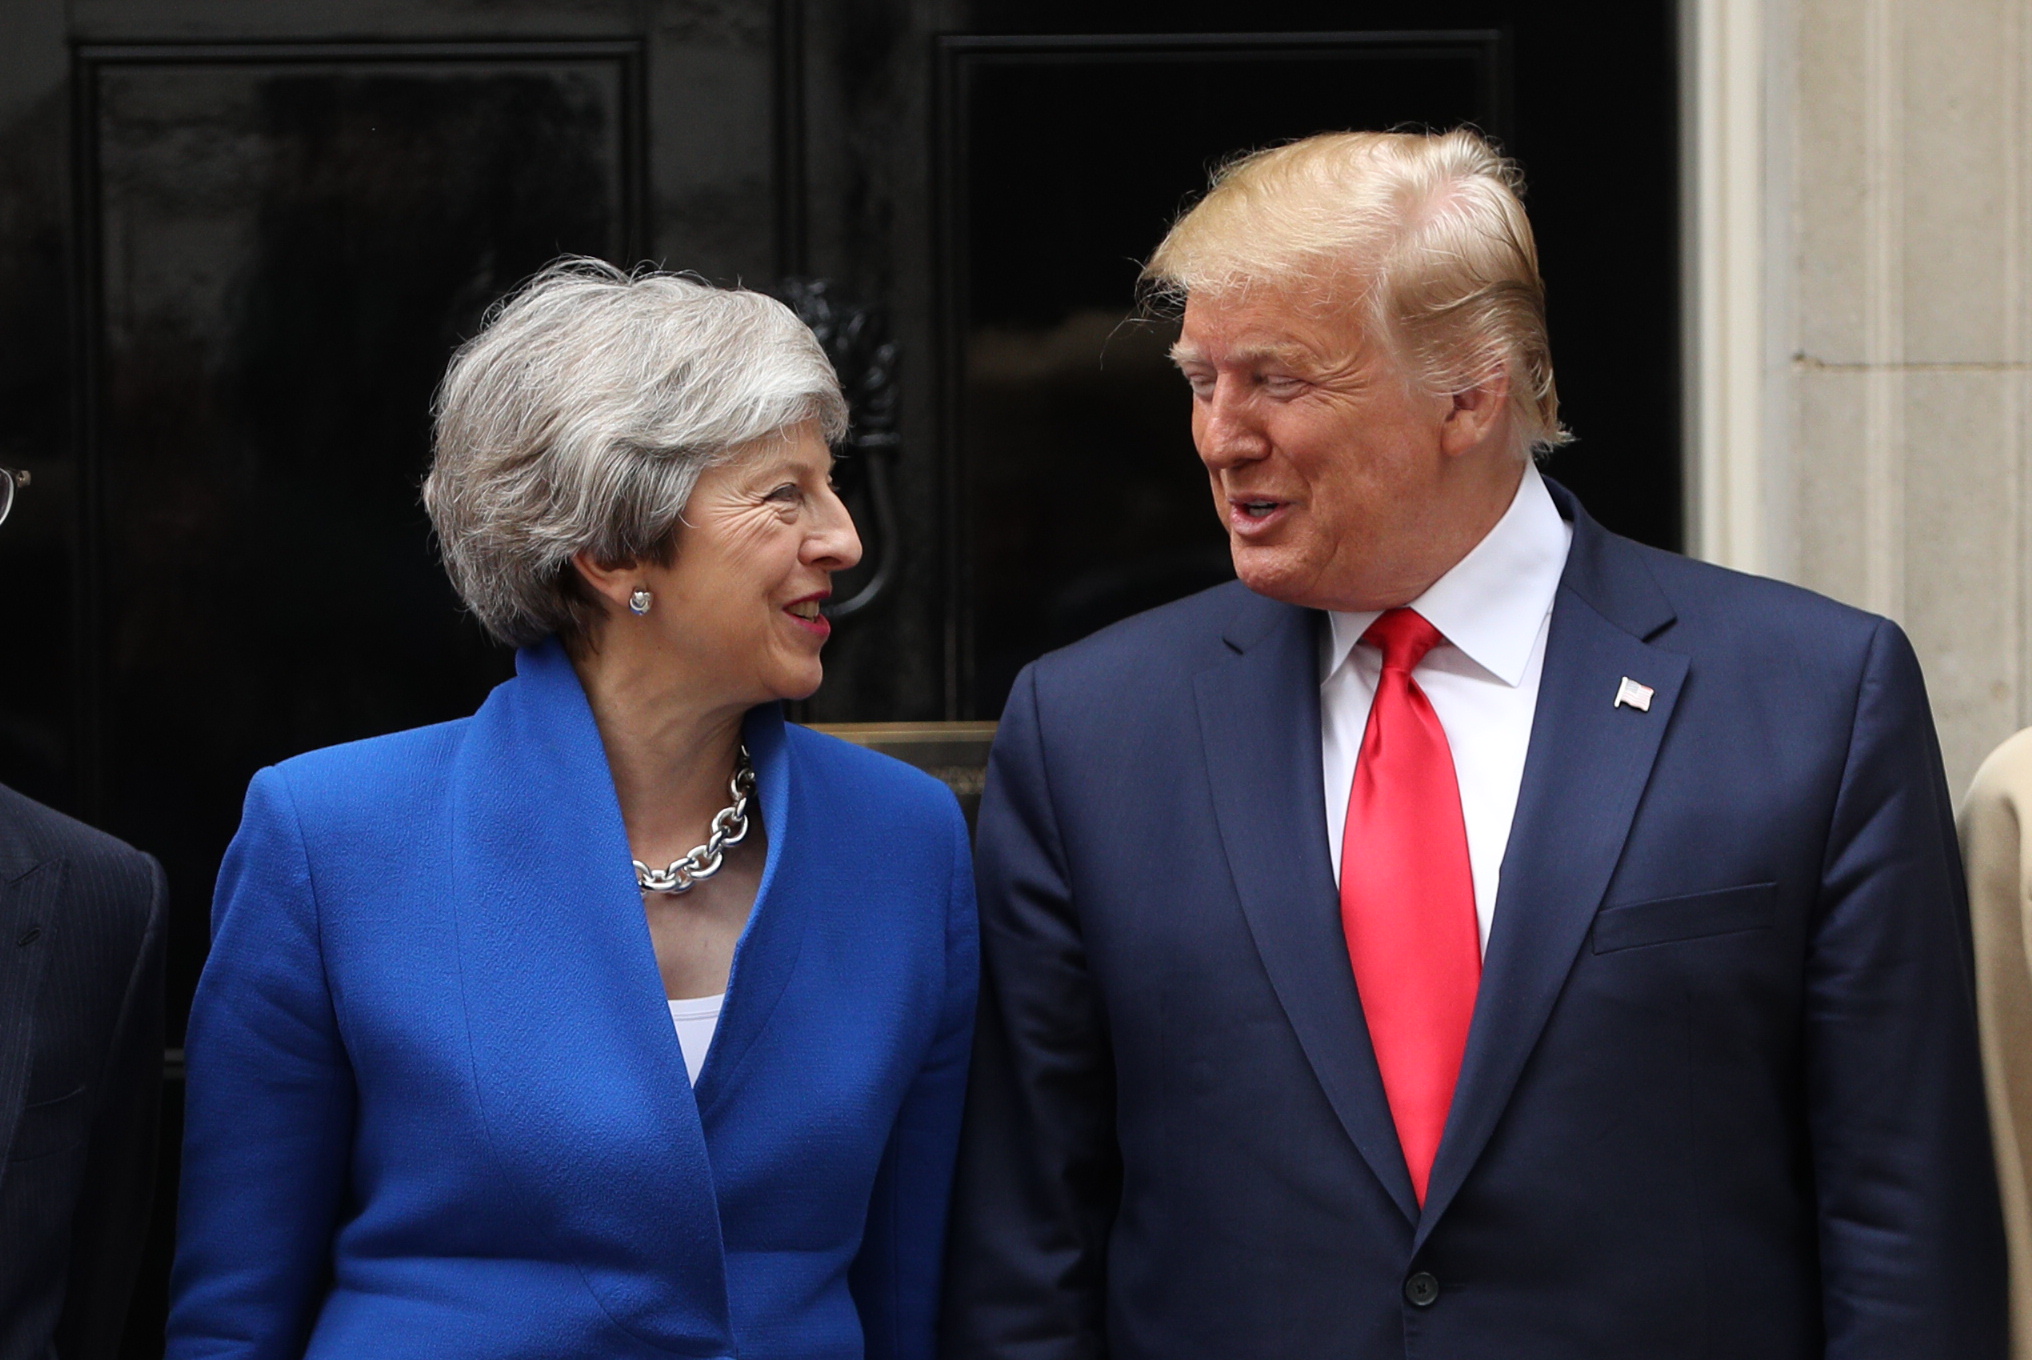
top-left (1404, 1271), bottom-right (1440, 1308)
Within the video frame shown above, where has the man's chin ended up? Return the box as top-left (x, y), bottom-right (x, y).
top-left (1231, 551), bottom-right (1323, 611)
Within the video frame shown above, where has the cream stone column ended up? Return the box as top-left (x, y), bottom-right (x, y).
top-left (1688, 0), bottom-right (2032, 795)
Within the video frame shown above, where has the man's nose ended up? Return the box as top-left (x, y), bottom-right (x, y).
top-left (1196, 381), bottom-right (1270, 469)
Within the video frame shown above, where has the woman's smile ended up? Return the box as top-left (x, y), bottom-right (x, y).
top-left (784, 591), bottom-right (831, 638)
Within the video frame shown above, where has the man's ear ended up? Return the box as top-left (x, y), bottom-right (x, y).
top-left (570, 549), bottom-right (642, 613)
top-left (1439, 372), bottom-right (1512, 458)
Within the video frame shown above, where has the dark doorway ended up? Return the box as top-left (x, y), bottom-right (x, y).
top-left (0, 2), bottom-right (1677, 1353)
top-left (80, 33), bottom-right (641, 1103)
top-left (941, 33), bottom-right (1509, 714)
top-left (797, 3), bottom-right (1681, 725)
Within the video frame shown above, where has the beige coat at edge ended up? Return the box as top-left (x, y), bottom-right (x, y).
top-left (1961, 726), bottom-right (2032, 1359)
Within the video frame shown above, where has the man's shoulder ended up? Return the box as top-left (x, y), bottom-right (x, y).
top-left (0, 781), bottom-right (159, 907)
top-left (1606, 532), bottom-right (1890, 660)
top-left (1000, 580), bottom-right (1283, 759)
top-left (0, 781), bottom-right (150, 872)
top-left (1009, 525), bottom-right (1899, 722)
top-left (1030, 579), bottom-right (1261, 685)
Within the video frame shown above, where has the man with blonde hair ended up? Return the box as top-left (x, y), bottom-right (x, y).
top-left (945, 129), bottom-right (2006, 1358)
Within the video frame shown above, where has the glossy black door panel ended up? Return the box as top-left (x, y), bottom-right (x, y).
top-left (79, 42), bottom-right (643, 1046)
top-left (938, 34), bottom-right (1503, 715)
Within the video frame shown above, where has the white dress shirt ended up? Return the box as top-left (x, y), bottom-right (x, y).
top-left (1320, 464), bottom-right (1573, 953)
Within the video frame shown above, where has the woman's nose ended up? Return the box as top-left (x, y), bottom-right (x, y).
top-left (808, 490), bottom-right (863, 571)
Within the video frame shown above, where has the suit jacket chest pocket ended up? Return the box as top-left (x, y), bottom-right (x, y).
top-left (1592, 882), bottom-right (1778, 954)
top-left (9, 1084), bottom-right (88, 1162)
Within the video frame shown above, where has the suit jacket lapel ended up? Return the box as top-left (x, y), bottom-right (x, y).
top-left (1195, 591), bottom-right (1421, 1223)
top-left (1416, 490), bottom-right (1686, 1246)
top-left (0, 854), bottom-right (59, 1173)
top-left (450, 639), bottom-right (735, 1353)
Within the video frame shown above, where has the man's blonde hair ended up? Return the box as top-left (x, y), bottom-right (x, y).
top-left (1143, 128), bottom-right (1568, 456)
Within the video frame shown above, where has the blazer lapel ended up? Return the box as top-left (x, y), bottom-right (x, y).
top-left (1416, 491), bottom-right (1687, 1246)
top-left (450, 639), bottom-right (735, 1354)
top-left (690, 702), bottom-right (802, 1117)
top-left (1195, 591), bottom-right (1421, 1223)
top-left (0, 854), bottom-right (59, 1173)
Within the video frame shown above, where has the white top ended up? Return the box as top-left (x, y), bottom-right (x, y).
top-left (667, 995), bottom-right (724, 1085)
top-left (1320, 464), bottom-right (1574, 953)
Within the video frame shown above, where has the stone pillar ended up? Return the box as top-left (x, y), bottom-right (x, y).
top-left (1689, 0), bottom-right (2032, 794)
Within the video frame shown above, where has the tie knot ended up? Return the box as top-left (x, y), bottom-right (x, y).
top-left (1361, 607), bottom-right (1447, 673)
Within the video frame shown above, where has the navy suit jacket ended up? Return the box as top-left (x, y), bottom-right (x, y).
top-left (168, 640), bottom-right (977, 1360)
top-left (0, 783), bottom-right (164, 1360)
top-left (944, 484), bottom-right (2007, 1359)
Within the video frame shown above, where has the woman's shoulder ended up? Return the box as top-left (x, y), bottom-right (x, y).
top-left (260, 717), bottom-right (472, 830)
top-left (783, 724), bottom-right (966, 832)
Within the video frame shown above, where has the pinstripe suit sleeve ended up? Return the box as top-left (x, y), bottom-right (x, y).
top-left (169, 768), bottom-right (357, 1360)
top-left (54, 850), bottom-right (165, 1360)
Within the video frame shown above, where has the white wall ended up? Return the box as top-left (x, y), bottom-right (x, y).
top-left (1688, 0), bottom-right (2032, 795)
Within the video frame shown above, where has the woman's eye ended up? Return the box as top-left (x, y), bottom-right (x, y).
top-left (766, 483), bottom-right (801, 503)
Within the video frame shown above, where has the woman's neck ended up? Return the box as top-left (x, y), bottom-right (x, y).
top-left (571, 634), bottom-right (750, 863)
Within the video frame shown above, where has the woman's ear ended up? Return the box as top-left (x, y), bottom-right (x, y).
top-left (570, 549), bottom-right (642, 614)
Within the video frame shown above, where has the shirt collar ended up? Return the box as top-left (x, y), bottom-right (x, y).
top-left (1321, 463), bottom-right (1572, 688)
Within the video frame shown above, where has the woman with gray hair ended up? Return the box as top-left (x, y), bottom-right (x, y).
top-left (166, 260), bottom-right (977, 1360)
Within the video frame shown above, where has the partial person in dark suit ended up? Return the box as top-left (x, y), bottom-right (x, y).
top-left (0, 464), bottom-right (168, 1359)
top-left (943, 129), bottom-right (2007, 1359)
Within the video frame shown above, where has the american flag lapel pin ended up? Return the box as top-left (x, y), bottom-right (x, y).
top-left (1614, 676), bottom-right (1654, 712)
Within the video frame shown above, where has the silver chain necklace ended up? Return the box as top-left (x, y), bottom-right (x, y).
top-left (634, 745), bottom-right (755, 894)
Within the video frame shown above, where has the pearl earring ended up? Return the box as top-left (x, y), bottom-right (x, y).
top-left (628, 588), bottom-right (653, 616)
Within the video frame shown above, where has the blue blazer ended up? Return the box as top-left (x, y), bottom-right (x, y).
top-left (944, 481), bottom-right (2008, 1359)
top-left (168, 641), bottom-right (977, 1360)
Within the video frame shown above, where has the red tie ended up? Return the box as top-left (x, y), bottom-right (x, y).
top-left (1340, 607), bottom-right (1481, 1206)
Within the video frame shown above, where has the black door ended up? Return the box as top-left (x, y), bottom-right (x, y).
top-left (0, 1), bottom-right (1675, 1352)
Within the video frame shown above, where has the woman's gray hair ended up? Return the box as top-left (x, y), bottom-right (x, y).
top-left (423, 257), bottom-right (849, 648)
